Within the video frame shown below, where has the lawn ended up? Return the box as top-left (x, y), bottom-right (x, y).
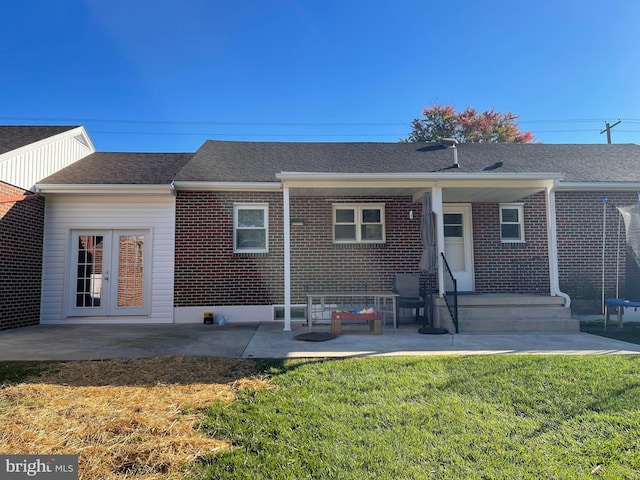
top-left (581, 319), bottom-right (640, 345)
top-left (2, 356), bottom-right (640, 479)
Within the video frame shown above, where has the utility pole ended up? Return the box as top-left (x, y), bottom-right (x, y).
top-left (600, 119), bottom-right (621, 144)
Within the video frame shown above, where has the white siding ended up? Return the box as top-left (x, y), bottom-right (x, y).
top-left (0, 130), bottom-right (93, 191)
top-left (41, 193), bottom-right (176, 324)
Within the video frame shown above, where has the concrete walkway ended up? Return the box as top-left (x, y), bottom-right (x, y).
top-left (1, 322), bottom-right (640, 361)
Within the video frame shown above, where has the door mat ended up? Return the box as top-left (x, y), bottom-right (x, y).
top-left (418, 326), bottom-right (449, 335)
top-left (293, 332), bottom-right (338, 342)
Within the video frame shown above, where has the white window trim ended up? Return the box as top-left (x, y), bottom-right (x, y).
top-left (500, 203), bottom-right (525, 243)
top-left (233, 203), bottom-right (269, 253)
top-left (332, 203), bottom-right (386, 244)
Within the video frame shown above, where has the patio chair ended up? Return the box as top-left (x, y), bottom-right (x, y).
top-left (393, 274), bottom-right (424, 326)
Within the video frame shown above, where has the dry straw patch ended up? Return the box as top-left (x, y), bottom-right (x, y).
top-left (0, 356), bottom-right (270, 479)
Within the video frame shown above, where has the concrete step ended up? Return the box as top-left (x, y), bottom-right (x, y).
top-left (458, 318), bottom-right (580, 333)
top-left (433, 294), bottom-right (575, 333)
top-left (455, 294), bottom-right (566, 307)
top-left (458, 305), bottom-right (572, 320)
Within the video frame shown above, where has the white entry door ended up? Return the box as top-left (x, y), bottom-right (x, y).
top-left (443, 204), bottom-right (474, 291)
top-left (67, 230), bottom-right (149, 316)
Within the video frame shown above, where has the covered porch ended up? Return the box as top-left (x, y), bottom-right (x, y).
top-left (277, 171), bottom-right (572, 333)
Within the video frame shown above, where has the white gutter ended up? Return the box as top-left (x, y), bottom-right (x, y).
top-left (172, 181), bottom-right (282, 192)
top-left (557, 182), bottom-right (640, 191)
top-left (35, 184), bottom-right (173, 195)
top-left (277, 172), bottom-right (564, 182)
top-left (546, 181), bottom-right (571, 307)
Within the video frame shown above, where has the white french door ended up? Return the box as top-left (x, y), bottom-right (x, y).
top-left (443, 204), bottom-right (475, 292)
top-left (68, 230), bottom-right (149, 316)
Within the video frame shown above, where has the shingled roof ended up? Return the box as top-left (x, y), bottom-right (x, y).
top-left (175, 141), bottom-right (640, 184)
top-left (40, 152), bottom-right (193, 184)
top-left (0, 126), bottom-right (79, 155)
top-left (38, 141), bottom-right (640, 185)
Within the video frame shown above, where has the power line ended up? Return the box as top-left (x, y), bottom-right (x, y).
top-left (91, 130), bottom-right (409, 137)
top-left (0, 115), bottom-right (409, 127)
top-left (1, 115), bottom-right (639, 128)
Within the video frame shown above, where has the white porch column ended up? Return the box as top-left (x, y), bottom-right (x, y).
top-left (545, 182), bottom-right (571, 307)
top-left (283, 185), bottom-right (292, 331)
top-left (431, 186), bottom-right (445, 297)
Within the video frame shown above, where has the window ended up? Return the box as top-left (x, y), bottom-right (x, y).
top-left (333, 204), bottom-right (385, 244)
top-left (444, 213), bottom-right (463, 238)
top-left (234, 204), bottom-right (268, 253)
top-left (500, 204), bottom-right (525, 243)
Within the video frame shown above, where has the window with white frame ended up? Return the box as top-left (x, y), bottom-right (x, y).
top-left (234, 204), bottom-right (268, 253)
top-left (333, 203), bottom-right (385, 244)
top-left (500, 204), bottom-right (525, 243)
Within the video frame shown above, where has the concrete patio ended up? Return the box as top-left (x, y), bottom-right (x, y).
top-left (1, 322), bottom-right (640, 361)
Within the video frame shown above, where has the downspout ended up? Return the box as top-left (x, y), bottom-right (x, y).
top-left (546, 181), bottom-right (571, 307)
top-left (283, 185), bottom-right (292, 331)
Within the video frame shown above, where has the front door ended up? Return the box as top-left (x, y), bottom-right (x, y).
top-left (68, 230), bottom-right (149, 316)
top-left (443, 204), bottom-right (474, 291)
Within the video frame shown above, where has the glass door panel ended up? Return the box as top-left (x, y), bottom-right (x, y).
top-left (114, 234), bottom-right (146, 312)
top-left (68, 230), bottom-right (148, 317)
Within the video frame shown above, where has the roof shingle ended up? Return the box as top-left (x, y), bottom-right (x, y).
top-left (0, 126), bottom-right (79, 155)
top-left (40, 152), bottom-right (193, 184)
top-left (37, 140), bottom-right (640, 185)
top-left (176, 141), bottom-right (640, 183)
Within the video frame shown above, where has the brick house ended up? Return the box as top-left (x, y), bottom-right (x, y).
top-left (31, 136), bottom-right (640, 333)
top-left (0, 126), bottom-right (94, 330)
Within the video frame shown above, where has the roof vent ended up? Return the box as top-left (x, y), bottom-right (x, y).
top-left (440, 138), bottom-right (459, 168)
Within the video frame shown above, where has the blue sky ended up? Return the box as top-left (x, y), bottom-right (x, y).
top-left (2, 0), bottom-right (640, 152)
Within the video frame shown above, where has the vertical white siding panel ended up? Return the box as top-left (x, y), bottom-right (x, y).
top-left (0, 135), bottom-right (93, 191)
top-left (41, 194), bottom-right (176, 324)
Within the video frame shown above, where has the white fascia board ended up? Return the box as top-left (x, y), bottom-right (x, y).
top-left (0, 126), bottom-right (95, 164)
top-left (172, 181), bottom-right (282, 192)
top-left (557, 182), bottom-right (640, 191)
top-left (35, 184), bottom-right (173, 195)
top-left (277, 172), bottom-right (562, 189)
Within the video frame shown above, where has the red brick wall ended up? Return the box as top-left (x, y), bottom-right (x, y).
top-left (0, 182), bottom-right (44, 330)
top-left (472, 192), bottom-right (550, 294)
top-left (556, 191), bottom-right (636, 299)
top-left (177, 190), bottom-right (633, 306)
top-left (288, 196), bottom-right (424, 301)
top-left (175, 191), bottom-right (285, 306)
top-left (174, 193), bottom-right (425, 306)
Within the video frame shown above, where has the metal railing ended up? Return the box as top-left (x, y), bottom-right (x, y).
top-left (441, 252), bottom-right (459, 333)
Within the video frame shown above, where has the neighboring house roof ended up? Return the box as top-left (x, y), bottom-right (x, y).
top-left (0, 126), bottom-right (79, 155)
top-left (40, 152), bottom-right (193, 184)
top-left (37, 140), bottom-right (640, 186)
top-left (176, 141), bottom-right (640, 184)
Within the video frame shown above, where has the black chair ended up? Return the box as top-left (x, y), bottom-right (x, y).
top-left (393, 274), bottom-right (423, 326)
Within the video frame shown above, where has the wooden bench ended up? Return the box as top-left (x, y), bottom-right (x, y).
top-left (331, 311), bottom-right (382, 335)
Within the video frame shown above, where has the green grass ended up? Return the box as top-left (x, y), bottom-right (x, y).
top-left (0, 362), bottom-right (50, 384)
top-left (581, 320), bottom-right (640, 345)
top-left (192, 356), bottom-right (640, 479)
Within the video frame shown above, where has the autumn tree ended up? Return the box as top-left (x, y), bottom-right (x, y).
top-left (402, 104), bottom-right (535, 143)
